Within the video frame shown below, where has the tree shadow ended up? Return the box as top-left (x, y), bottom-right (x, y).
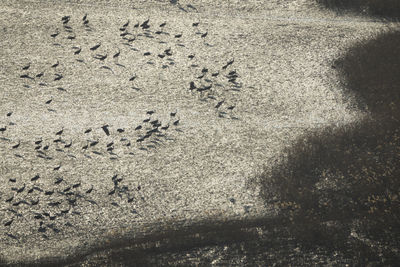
top-left (316, 0), bottom-right (400, 20)
top-left (258, 29), bottom-right (400, 265)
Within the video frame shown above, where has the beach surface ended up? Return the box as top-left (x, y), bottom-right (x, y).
top-left (0, 0), bottom-right (389, 264)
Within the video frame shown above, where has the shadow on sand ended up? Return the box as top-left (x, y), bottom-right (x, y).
top-left (257, 29), bottom-right (400, 265)
top-left (316, 0), bottom-right (400, 20)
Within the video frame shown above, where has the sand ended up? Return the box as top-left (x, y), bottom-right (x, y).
top-left (0, 0), bottom-right (390, 264)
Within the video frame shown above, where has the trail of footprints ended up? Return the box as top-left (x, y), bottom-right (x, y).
top-left (1, 13), bottom-right (245, 241)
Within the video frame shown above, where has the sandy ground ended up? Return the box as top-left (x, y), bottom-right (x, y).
top-left (0, 0), bottom-right (391, 264)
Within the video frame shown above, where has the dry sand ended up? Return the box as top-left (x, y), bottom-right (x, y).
top-left (0, 0), bottom-right (391, 264)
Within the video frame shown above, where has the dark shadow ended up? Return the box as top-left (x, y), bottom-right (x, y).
top-left (333, 30), bottom-right (400, 119)
top-left (13, 215), bottom-right (369, 266)
top-left (258, 29), bottom-right (400, 265)
top-left (3, 217), bottom-right (295, 266)
top-left (316, 0), bottom-right (400, 20)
